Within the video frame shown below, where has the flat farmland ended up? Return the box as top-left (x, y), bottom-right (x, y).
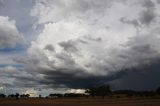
top-left (0, 98), bottom-right (160, 106)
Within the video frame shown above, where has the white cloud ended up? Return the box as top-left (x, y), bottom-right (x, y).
top-left (29, 0), bottom-right (141, 76)
top-left (67, 89), bottom-right (85, 94)
top-left (31, 0), bottom-right (115, 25)
top-left (23, 88), bottom-right (39, 97)
top-left (0, 16), bottom-right (24, 49)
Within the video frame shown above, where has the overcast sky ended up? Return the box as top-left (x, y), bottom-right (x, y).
top-left (0, 0), bottom-right (160, 96)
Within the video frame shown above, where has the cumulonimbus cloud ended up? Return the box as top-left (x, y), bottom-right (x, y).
top-left (4, 0), bottom-right (159, 90)
top-left (24, 0), bottom-right (160, 88)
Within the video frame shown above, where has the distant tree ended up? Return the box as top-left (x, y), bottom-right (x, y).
top-left (156, 87), bottom-right (160, 94)
top-left (15, 93), bottom-right (19, 100)
top-left (85, 87), bottom-right (97, 98)
top-left (8, 94), bottom-right (16, 98)
top-left (20, 94), bottom-right (30, 98)
top-left (0, 94), bottom-right (6, 98)
top-left (85, 85), bottom-right (112, 99)
top-left (97, 85), bottom-right (111, 99)
top-left (26, 94), bottom-right (30, 98)
top-left (39, 94), bottom-right (42, 98)
top-left (64, 93), bottom-right (85, 98)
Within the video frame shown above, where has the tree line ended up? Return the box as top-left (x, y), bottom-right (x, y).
top-left (0, 93), bottom-right (30, 99)
top-left (0, 85), bottom-right (160, 99)
top-left (44, 86), bottom-right (160, 99)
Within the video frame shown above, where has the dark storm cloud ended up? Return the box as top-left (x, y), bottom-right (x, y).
top-left (110, 60), bottom-right (160, 90)
top-left (13, 75), bottom-right (43, 88)
top-left (38, 68), bottom-right (126, 89)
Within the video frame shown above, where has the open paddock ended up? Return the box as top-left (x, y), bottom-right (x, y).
top-left (0, 97), bottom-right (160, 106)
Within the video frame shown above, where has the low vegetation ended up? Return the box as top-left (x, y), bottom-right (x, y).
top-left (0, 85), bottom-right (160, 106)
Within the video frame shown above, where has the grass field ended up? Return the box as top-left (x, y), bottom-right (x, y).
top-left (0, 97), bottom-right (160, 106)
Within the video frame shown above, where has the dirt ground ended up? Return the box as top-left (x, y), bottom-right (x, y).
top-left (0, 98), bottom-right (160, 106)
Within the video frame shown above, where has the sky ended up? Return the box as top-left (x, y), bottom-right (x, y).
top-left (0, 0), bottom-right (160, 97)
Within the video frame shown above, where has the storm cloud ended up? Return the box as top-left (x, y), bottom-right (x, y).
top-left (1, 0), bottom-right (160, 95)
top-left (22, 0), bottom-right (160, 89)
